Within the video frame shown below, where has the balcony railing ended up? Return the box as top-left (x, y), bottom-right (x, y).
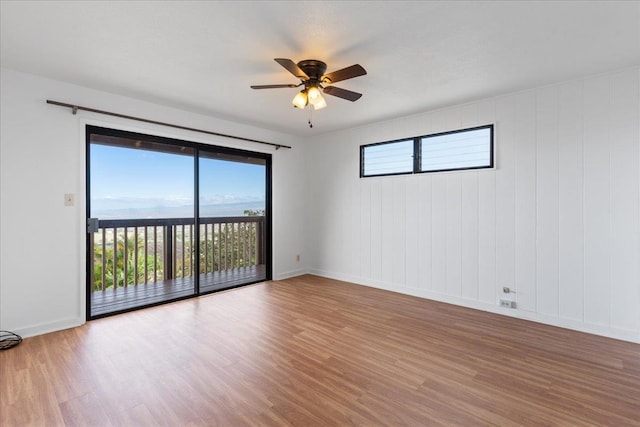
top-left (90, 216), bottom-right (265, 292)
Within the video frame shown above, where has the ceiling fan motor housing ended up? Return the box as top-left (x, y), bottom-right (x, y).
top-left (298, 60), bottom-right (327, 86)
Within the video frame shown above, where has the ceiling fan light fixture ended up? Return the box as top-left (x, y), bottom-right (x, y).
top-left (292, 90), bottom-right (308, 109)
top-left (313, 96), bottom-right (327, 110)
top-left (307, 86), bottom-right (322, 104)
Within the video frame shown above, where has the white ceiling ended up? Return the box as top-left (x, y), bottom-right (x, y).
top-left (1, 1), bottom-right (639, 136)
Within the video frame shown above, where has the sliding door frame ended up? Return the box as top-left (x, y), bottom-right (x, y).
top-left (85, 125), bottom-right (272, 319)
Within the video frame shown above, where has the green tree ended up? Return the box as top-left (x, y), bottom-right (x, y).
top-left (93, 231), bottom-right (163, 291)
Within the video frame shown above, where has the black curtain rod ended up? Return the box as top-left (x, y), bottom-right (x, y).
top-left (46, 100), bottom-right (292, 150)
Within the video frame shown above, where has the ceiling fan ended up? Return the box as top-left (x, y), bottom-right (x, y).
top-left (250, 58), bottom-right (367, 112)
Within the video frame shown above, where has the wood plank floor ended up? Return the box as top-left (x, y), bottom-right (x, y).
top-left (2, 275), bottom-right (639, 426)
top-left (91, 265), bottom-right (266, 317)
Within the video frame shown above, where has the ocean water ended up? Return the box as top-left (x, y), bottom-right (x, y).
top-left (92, 201), bottom-right (265, 219)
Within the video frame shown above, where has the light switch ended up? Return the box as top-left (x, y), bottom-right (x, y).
top-left (64, 193), bottom-right (74, 207)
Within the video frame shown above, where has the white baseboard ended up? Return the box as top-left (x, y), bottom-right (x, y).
top-left (13, 272), bottom-right (638, 344)
top-left (11, 317), bottom-right (85, 339)
top-left (308, 269), bottom-right (640, 344)
top-left (273, 268), bottom-right (307, 281)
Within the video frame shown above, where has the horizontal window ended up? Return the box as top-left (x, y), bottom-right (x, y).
top-left (420, 125), bottom-right (493, 172)
top-left (360, 124), bottom-right (493, 178)
top-left (361, 139), bottom-right (414, 177)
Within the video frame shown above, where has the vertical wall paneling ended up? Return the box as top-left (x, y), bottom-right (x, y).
top-left (334, 159), bottom-right (348, 272)
top-left (317, 145), bottom-right (338, 271)
top-left (558, 81), bottom-right (585, 321)
top-left (431, 174), bottom-right (448, 293)
top-left (405, 176), bottom-right (419, 289)
top-left (446, 174), bottom-right (463, 296)
top-left (307, 144), bottom-right (323, 269)
top-left (610, 70), bottom-right (640, 332)
top-left (583, 75), bottom-right (612, 326)
top-left (477, 100), bottom-right (497, 304)
top-left (417, 176), bottom-right (433, 290)
top-left (359, 178), bottom-right (372, 280)
top-left (380, 179), bottom-right (394, 284)
top-left (495, 96), bottom-right (517, 304)
top-left (348, 174), bottom-right (361, 279)
top-left (309, 66), bottom-right (639, 342)
top-left (536, 86), bottom-right (560, 316)
top-left (514, 91), bottom-right (538, 312)
top-left (392, 177), bottom-right (407, 287)
top-left (370, 179), bottom-right (383, 282)
top-left (329, 169), bottom-right (345, 272)
top-left (348, 137), bottom-right (363, 279)
top-left (461, 172), bottom-right (480, 299)
top-left (478, 170), bottom-right (496, 303)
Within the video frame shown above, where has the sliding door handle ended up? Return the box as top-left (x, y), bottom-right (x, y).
top-left (87, 218), bottom-right (99, 233)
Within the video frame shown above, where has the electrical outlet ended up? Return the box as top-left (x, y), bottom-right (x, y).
top-left (500, 299), bottom-right (516, 309)
top-left (296, 254), bottom-right (300, 262)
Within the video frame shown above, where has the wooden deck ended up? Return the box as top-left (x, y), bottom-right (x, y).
top-left (90, 265), bottom-right (266, 317)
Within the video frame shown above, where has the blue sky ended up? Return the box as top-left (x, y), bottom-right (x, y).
top-left (90, 144), bottom-right (265, 218)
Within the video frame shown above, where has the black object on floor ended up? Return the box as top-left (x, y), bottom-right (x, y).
top-left (0, 330), bottom-right (22, 350)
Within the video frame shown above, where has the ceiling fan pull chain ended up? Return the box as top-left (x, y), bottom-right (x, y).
top-left (308, 106), bottom-right (313, 128)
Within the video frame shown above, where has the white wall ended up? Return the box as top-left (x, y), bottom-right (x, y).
top-left (0, 68), bottom-right (308, 337)
top-left (3, 66), bottom-right (639, 344)
top-left (306, 67), bottom-right (640, 343)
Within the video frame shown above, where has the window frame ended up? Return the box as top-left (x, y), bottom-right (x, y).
top-left (85, 125), bottom-right (273, 320)
top-left (418, 124), bottom-right (494, 174)
top-left (360, 124), bottom-right (494, 178)
top-left (359, 137), bottom-right (418, 178)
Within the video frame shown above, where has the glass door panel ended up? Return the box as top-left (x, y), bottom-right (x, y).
top-left (198, 150), bottom-right (268, 293)
top-left (88, 129), bottom-right (195, 317)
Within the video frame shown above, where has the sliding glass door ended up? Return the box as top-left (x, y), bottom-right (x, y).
top-left (198, 150), bottom-right (268, 293)
top-left (87, 126), bottom-right (270, 319)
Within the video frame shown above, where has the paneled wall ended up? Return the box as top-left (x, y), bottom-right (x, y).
top-left (307, 67), bottom-right (639, 342)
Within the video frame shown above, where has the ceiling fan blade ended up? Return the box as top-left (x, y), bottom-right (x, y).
top-left (323, 86), bottom-right (362, 102)
top-left (274, 58), bottom-right (309, 80)
top-left (251, 84), bottom-right (299, 89)
top-left (321, 64), bottom-right (367, 84)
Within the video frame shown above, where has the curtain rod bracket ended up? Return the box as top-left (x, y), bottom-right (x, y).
top-left (45, 99), bottom-right (292, 150)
